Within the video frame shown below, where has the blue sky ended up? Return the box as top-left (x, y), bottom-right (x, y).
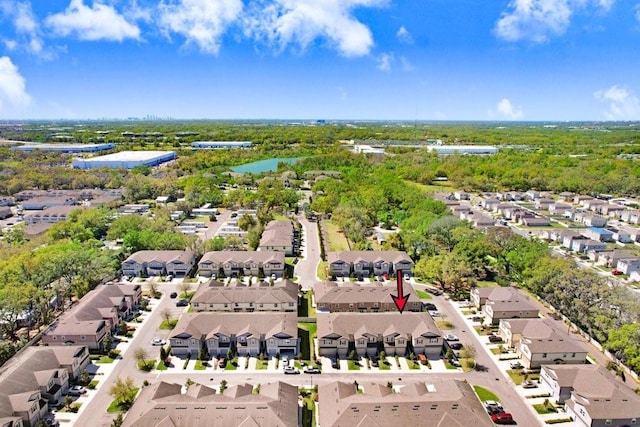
top-left (0, 0), bottom-right (639, 120)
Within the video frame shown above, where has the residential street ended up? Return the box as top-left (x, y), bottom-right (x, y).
top-left (294, 214), bottom-right (321, 289)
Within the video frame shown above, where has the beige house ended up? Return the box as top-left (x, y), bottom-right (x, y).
top-left (169, 312), bottom-right (299, 358)
top-left (319, 380), bottom-right (494, 427)
top-left (470, 286), bottom-right (519, 308)
top-left (327, 251), bottom-right (414, 278)
top-left (540, 365), bottom-right (640, 426)
top-left (482, 298), bottom-right (539, 325)
top-left (24, 205), bottom-right (81, 224)
top-left (258, 220), bottom-right (296, 255)
top-left (121, 250), bottom-right (196, 277)
top-left (498, 318), bottom-right (554, 347)
top-left (197, 251), bottom-right (285, 278)
top-left (315, 281), bottom-right (422, 313)
top-left (517, 332), bottom-right (588, 369)
top-left (123, 381), bottom-right (298, 427)
top-left (0, 346), bottom-right (90, 426)
top-left (317, 312), bottom-right (443, 359)
top-left (190, 279), bottom-right (298, 313)
top-left (42, 284), bottom-right (142, 350)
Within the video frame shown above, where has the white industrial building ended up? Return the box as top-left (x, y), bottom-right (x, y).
top-left (426, 145), bottom-right (498, 155)
top-left (72, 151), bottom-right (176, 169)
top-left (191, 141), bottom-right (253, 149)
top-left (12, 143), bottom-right (116, 153)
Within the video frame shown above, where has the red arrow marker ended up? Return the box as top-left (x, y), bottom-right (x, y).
top-left (391, 270), bottom-right (410, 313)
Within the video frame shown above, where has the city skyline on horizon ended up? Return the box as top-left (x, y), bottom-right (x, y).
top-left (1, 1), bottom-right (640, 121)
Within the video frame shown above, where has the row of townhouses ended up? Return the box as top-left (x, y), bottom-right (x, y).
top-left (121, 378), bottom-right (495, 427)
top-left (0, 346), bottom-right (90, 427)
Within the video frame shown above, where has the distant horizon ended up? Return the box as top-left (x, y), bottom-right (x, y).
top-left (2, 118), bottom-right (640, 125)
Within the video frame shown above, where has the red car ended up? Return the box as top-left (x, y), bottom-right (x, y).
top-left (491, 412), bottom-right (514, 424)
top-left (612, 270), bottom-right (623, 276)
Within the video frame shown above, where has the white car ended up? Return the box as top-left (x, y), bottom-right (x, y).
top-left (445, 334), bottom-right (459, 341)
top-left (67, 385), bottom-right (86, 396)
top-left (151, 338), bottom-right (166, 346)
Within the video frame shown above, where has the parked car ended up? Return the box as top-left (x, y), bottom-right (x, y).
top-left (445, 334), bottom-right (459, 341)
top-left (449, 342), bottom-right (463, 350)
top-left (488, 334), bottom-right (503, 343)
top-left (424, 303), bottom-right (437, 311)
top-left (218, 358), bottom-right (226, 368)
top-left (428, 310), bottom-right (441, 317)
top-left (418, 354), bottom-right (428, 365)
top-left (67, 385), bottom-right (86, 396)
top-left (176, 299), bottom-right (188, 307)
top-left (151, 338), bottom-right (166, 346)
top-left (522, 380), bottom-right (538, 388)
top-left (303, 367), bottom-right (321, 374)
top-left (471, 316), bottom-right (483, 322)
top-left (612, 270), bottom-right (623, 275)
top-left (484, 400), bottom-right (502, 410)
top-left (166, 275), bottom-right (173, 281)
top-left (170, 292), bottom-right (178, 299)
top-left (284, 366), bottom-right (300, 375)
top-left (491, 412), bottom-right (514, 424)
top-left (509, 361), bottom-right (524, 369)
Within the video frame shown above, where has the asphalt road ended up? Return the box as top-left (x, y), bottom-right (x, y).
top-left (75, 281), bottom-right (185, 427)
top-left (294, 214), bottom-right (321, 289)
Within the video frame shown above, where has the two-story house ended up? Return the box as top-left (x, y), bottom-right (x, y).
top-left (121, 250), bottom-right (196, 277)
top-left (541, 365), bottom-right (640, 427)
top-left (327, 251), bottom-right (414, 278)
top-left (317, 312), bottom-right (443, 359)
top-left (314, 281), bottom-right (421, 313)
top-left (517, 332), bottom-right (588, 369)
top-left (190, 279), bottom-right (298, 313)
top-left (197, 251), bottom-right (285, 278)
top-left (169, 312), bottom-right (299, 358)
top-left (258, 220), bottom-right (296, 255)
top-left (482, 298), bottom-right (540, 326)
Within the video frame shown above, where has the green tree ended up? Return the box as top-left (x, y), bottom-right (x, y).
top-left (238, 213), bottom-right (257, 231)
top-left (109, 376), bottom-right (136, 409)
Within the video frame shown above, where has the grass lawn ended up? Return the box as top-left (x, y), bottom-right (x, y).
top-left (317, 260), bottom-right (328, 280)
top-left (256, 359), bottom-right (269, 370)
top-left (445, 361), bottom-right (458, 370)
top-left (225, 359), bottom-right (238, 371)
top-left (298, 293), bottom-right (316, 318)
top-left (415, 290), bottom-right (433, 299)
top-left (96, 355), bottom-right (116, 363)
top-left (179, 290), bottom-right (196, 299)
top-left (194, 360), bottom-right (207, 370)
top-left (476, 280), bottom-right (500, 288)
top-left (324, 220), bottom-right (350, 252)
top-left (106, 388), bottom-right (139, 413)
top-left (156, 360), bottom-right (168, 371)
top-left (534, 403), bottom-right (558, 414)
top-left (159, 319), bottom-right (178, 329)
top-left (436, 320), bottom-right (454, 330)
top-left (347, 360), bottom-right (361, 370)
top-left (298, 323), bottom-right (318, 361)
top-left (407, 360), bottom-right (421, 369)
top-left (88, 380), bottom-right (99, 389)
top-left (378, 361), bottom-right (390, 370)
top-left (473, 385), bottom-right (499, 402)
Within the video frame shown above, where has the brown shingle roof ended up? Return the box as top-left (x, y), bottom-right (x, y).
top-left (314, 281), bottom-right (420, 306)
top-left (123, 381), bottom-right (298, 427)
top-left (319, 380), bottom-right (494, 427)
top-left (170, 312), bottom-right (297, 340)
top-left (123, 250), bottom-right (195, 265)
top-left (317, 312), bottom-right (440, 340)
top-left (191, 279), bottom-right (297, 305)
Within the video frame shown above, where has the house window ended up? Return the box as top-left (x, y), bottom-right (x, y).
top-left (81, 336), bottom-right (86, 341)
top-left (61, 336), bottom-right (65, 341)
top-left (284, 339), bottom-right (290, 344)
top-left (429, 338), bottom-right (438, 343)
top-left (416, 339), bottom-right (423, 344)
top-left (398, 339), bottom-right (405, 345)
top-left (224, 304), bottom-right (228, 308)
top-left (174, 340), bottom-right (183, 345)
top-left (52, 336), bottom-right (57, 341)
top-left (542, 353), bottom-right (547, 358)
top-left (358, 339), bottom-right (365, 345)
top-left (339, 340), bottom-right (347, 345)
top-left (349, 303), bottom-right (354, 308)
top-left (605, 420), bottom-right (612, 425)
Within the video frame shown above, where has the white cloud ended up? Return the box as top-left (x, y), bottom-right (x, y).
top-left (376, 52), bottom-right (393, 72)
top-left (396, 25), bottom-right (412, 44)
top-left (635, 4), bottom-right (640, 23)
top-left (244, 0), bottom-right (386, 57)
top-left (495, 0), bottom-right (615, 43)
top-left (0, 1), bottom-right (47, 56)
top-left (399, 56), bottom-right (414, 71)
top-left (46, 0), bottom-right (140, 42)
top-left (0, 56), bottom-right (31, 116)
top-left (158, 0), bottom-right (243, 54)
top-left (595, 85), bottom-right (640, 120)
top-left (489, 98), bottom-right (524, 120)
